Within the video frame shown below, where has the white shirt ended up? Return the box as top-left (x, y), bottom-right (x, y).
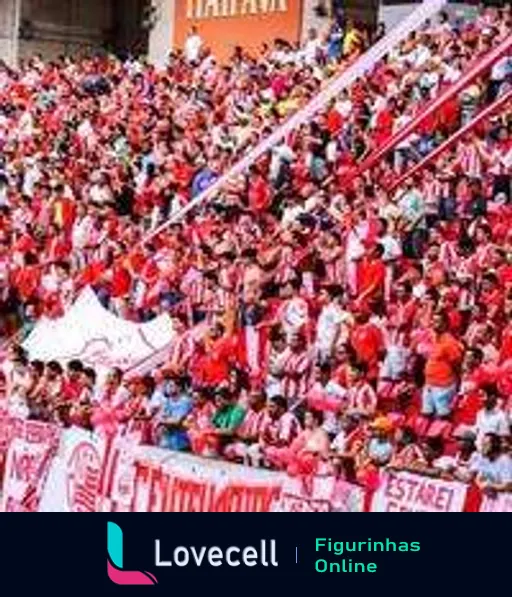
top-left (23, 165), bottom-right (42, 197)
top-left (324, 383), bottom-right (347, 436)
top-left (89, 183), bottom-right (112, 205)
top-left (335, 98), bottom-right (352, 118)
top-left (270, 144), bottom-right (295, 181)
top-left (302, 38), bottom-right (322, 66)
top-left (470, 453), bottom-right (512, 485)
top-left (380, 234), bottom-right (402, 263)
top-left (185, 34), bottom-right (203, 63)
top-left (316, 303), bottom-right (352, 354)
top-left (491, 57), bottom-right (511, 81)
top-left (475, 407), bottom-right (510, 448)
top-left (77, 119), bottom-right (94, 140)
top-left (72, 215), bottom-right (94, 250)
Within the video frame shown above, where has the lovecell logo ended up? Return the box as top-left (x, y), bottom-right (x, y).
top-left (107, 522), bottom-right (158, 586)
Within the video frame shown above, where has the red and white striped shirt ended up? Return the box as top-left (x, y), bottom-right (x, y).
top-left (347, 382), bottom-right (377, 416)
top-left (260, 411), bottom-right (301, 447)
top-left (281, 348), bottom-right (312, 404)
top-left (458, 143), bottom-right (483, 179)
top-left (237, 408), bottom-right (266, 441)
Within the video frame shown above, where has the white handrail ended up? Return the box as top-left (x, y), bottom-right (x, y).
top-left (141, 0), bottom-right (448, 244)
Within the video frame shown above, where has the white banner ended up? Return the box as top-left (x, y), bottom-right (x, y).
top-left (276, 476), bottom-right (365, 512)
top-left (107, 445), bottom-right (286, 512)
top-left (480, 493), bottom-right (512, 513)
top-left (371, 471), bottom-right (468, 513)
top-left (1, 422), bottom-right (59, 512)
top-left (39, 427), bottom-right (107, 513)
top-left (23, 287), bottom-right (174, 379)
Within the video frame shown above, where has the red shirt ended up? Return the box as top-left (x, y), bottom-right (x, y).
top-left (111, 264), bottom-right (132, 298)
top-left (62, 378), bottom-right (84, 403)
top-left (357, 256), bottom-right (385, 299)
top-left (248, 176), bottom-right (271, 213)
top-left (326, 108), bottom-right (343, 135)
top-left (350, 323), bottom-right (384, 378)
top-left (201, 336), bottom-right (235, 386)
top-left (13, 265), bottom-right (41, 302)
top-left (500, 323), bottom-right (512, 364)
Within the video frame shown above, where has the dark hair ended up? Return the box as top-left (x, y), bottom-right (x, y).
top-left (67, 360), bottom-right (84, 373)
top-left (110, 367), bottom-right (123, 382)
top-left (485, 433), bottom-right (502, 457)
top-left (15, 354), bottom-right (29, 367)
top-left (307, 409), bottom-right (324, 426)
top-left (433, 310), bottom-right (450, 329)
top-left (319, 362), bottom-right (332, 376)
top-left (482, 272), bottom-right (498, 286)
top-left (269, 325), bottom-right (285, 344)
top-left (399, 281), bottom-right (413, 295)
top-left (47, 361), bottom-right (63, 375)
top-left (352, 361), bottom-right (368, 376)
top-left (30, 360), bottom-right (45, 376)
top-left (214, 387), bottom-right (231, 401)
top-left (55, 261), bottom-right (71, 274)
top-left (83, 367), bottom-right (96, 384)
top-left (24, 252), bottom-right (38, 266)
top-left (289, 277), bottom-right (301, 292)
top-left (142, 375), bottom-right (156, 395)
top-left (327, 284), bottom-right (344, 300)
top-left (378, 217), bottom-right (389, 234)
top-left (468, 347), bottom-right (484, 363)
top-left (374, 243), bottom-right (385, 258)
top-left (270, 395), bottom-right (287, 411)
top-left (400, 426), bottom-right (417, 446)
top-left (425, 436), bottom-right (444, 457)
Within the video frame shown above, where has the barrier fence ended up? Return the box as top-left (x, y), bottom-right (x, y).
top-left (387, 87), bottom-right (512, 193)
top-left (0, 415), bottom-right (509, 513)
top-left (356, 32), bottom-right (512, 177)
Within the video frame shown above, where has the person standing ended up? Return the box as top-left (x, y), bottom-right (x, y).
top-left (184, 26), bottom-right (203, 65)
top-left (422, 312), bottom-right (464, 419)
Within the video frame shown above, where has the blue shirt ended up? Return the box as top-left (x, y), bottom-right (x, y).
top-left (192, 168), bottom-right (217, 197)
top-left (160, 394), bottom-right (193, 451)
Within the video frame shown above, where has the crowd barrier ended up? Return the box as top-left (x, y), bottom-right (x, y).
top-left (0, 415), bottom-right (510, 513)
top-left (387, 87), bottom-right (512, 193)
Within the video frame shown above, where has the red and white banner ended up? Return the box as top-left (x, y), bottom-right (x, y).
top-left (0, 421), bottom-right (60, 512)
top-left (1, 420), bottom-right (509, 513)
top-left (39, 427), bottom-right (107, 513)
top-left (276, 476), bottom-right (365, 513)
top-left (108, 445), bottom-right (285, 513)
top-left (371, 471), bottom-right (468, 513)
top-left (480, 492), bottom-right (512, 513)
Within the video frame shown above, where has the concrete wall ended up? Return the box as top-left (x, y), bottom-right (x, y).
top-left (9, 0), bottom-right (146, 60)
top-left (378, 3), bottom-right (479, 31)
top-left (112, 0), bottom-right (147, 56)
top-left (18, 0), bottom-right (113, 59)
top-left (148, 0), bottom-right (174, 67)
top-left (0, 0), bottom-right (21, 66)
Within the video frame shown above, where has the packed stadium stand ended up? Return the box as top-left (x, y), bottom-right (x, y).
top-left (0, 1), bottom-right (511, 511)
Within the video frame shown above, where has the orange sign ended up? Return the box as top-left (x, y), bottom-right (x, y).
top-left (174, 0), bottom-right (303, 63)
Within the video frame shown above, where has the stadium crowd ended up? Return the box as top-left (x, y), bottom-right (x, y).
top-left (1, 5), bottom-right (512, 494)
